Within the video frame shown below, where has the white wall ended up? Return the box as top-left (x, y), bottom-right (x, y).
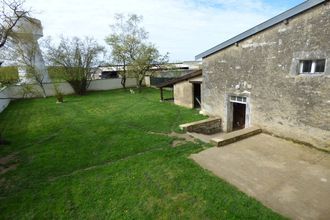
top-left (0, 87), bottom-right (10, 113)
top-left (6, 82), bottom-right (74, 99)
top-left (0, 77), bottom-right (140, 113)
top-left (144, 76), bottom-right (151, 87)
top-left (88, 78), bottom-right (136, 91)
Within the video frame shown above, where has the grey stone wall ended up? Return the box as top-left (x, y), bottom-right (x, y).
top-left (181, 118), bottom-right (222, 134)
top-left (202, 3), bottom-right (330, 149)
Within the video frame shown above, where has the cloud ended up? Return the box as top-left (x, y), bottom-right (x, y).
top-left (25, 0), bottom-right (302, 61)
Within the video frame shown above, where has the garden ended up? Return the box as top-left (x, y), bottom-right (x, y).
top-left (0, 88), bottom-right (283, 219)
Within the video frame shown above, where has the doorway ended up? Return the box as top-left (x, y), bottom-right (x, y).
top-left (226, 95), bottom-right (250, 132)
top-left (232, 102), bottom-right (246, 130)
top-left (193, 83), bottom-right (201, 108)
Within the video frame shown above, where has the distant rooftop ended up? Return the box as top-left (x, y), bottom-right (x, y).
top-left (98, 61), bottom-right (202, 71)
top-left (157, 69), bottom-right (202, 88)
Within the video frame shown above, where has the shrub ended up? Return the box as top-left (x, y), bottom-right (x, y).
top-left (0, 66), bottom-right (19, 86)
top-left (53, 83), bottom-right (64, 103)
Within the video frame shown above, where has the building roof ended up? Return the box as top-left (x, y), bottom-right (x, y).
top-left (195, 0), bottom-right (326, 59)
top-left (157, 69), bottom-right (202, 88)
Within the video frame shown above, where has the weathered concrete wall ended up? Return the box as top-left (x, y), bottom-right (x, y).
top-left (144, 76), bottom-right (151, 87)
top-left (88, 78), bottom-right (137, 91)
top-left (0, 87), bottom-right (10, 113)
top-left (174, 76), bottom-right (201, 108)
top-left (202, 3), bottom-right (330, 149)
top-left (174, 80), bottom-right (193, 108)
top-left (6, 82), bottom-right (74, 99)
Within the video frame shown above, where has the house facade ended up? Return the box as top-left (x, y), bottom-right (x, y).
top-left (196, 0), bottom-right (330, 149)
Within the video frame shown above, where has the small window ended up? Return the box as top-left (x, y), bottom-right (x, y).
top-left (315, 60), bottom-right (325, 72)
top-left (230, 96), bottom-right (247, 103)
top-left (299, 59), bottom-right (326, 74)
top-left (301, 60), bottom-right (312, 73)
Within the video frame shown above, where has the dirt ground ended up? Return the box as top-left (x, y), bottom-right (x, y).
top-left (0, 153), bottom-right (18, 175)
top-left (191, 133), bottom-right (330, 220)
top-left (148, 131), bottom-right (198, 147)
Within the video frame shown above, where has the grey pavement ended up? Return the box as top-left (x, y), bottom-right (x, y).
top-left (190, 133), bottom-right (330, 220)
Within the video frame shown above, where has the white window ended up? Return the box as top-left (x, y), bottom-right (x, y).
top-left (299, 59), bottom-right (326, 74)
top-left (230, 96), bottom-right (247, 103)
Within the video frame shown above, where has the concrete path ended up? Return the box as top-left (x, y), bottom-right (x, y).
top-left (190, 133), bottom-right (330, 220)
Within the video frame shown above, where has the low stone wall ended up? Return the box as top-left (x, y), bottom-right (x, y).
top-left (180, 118), bottom-right (222, 134)
top-left (0, 77), bottom-right (140, 113)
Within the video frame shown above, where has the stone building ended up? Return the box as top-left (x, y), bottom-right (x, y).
top-left (195, 0), bottom-right (330, 149)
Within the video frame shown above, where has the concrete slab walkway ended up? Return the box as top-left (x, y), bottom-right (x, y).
top-left (190, 133), bottom-right (330, 220)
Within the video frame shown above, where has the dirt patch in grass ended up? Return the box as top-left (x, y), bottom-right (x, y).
top-left (148, 131), bottom-right (197, 147)
top-left (0, 153), bottom-right (18, 175)
top-left (171, 140), bottom-right (186, 147)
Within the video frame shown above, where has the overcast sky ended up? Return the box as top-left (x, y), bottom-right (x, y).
top-left (25, 0), bottom-right (305, 62)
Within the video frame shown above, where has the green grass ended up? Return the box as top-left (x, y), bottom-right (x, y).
top-left (0, 88), bottom-right (284, 219)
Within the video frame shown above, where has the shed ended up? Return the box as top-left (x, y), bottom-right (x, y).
top-left (157, 69), bottom-right (202, 108)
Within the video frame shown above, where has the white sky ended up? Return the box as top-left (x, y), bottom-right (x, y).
top-left (25, 0), bottom-right (304, 62)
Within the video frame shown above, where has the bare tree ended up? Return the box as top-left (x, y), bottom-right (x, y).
top-left (0, 0), bottom-right (31, 88)
top-left (6, 36), bottom-right (47, 97)
top-left (44, 36), bottom-right (104, 95)
top-left (105, 14), bottom-right (147, 89)
top-left (106, 14), bottom-right (168, 90)
top-left (0, 0), bottom-right (31, 145)
top-left (129, 44), bottom-right (168, 90)
top-left (0, 0), bottom-right (31, 49)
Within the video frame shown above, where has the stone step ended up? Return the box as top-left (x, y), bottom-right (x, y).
top-left (210, 127), bottom-right (262, 147)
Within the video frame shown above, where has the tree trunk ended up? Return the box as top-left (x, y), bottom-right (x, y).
top-left (39, 84), bottom-right (47, 98)
top-left (121, 76), bottom-right (126, 89)
top-left (68, 79), bottom-right (87, 95)
top-left (138, 77), bottom-right (144, 92)
top-left (79, 79), bottom-right (88, 95)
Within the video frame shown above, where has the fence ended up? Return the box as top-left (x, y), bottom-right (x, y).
top-left (0, 77), bottom-right (138, 113)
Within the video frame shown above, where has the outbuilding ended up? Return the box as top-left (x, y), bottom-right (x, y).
top-left (157, 69), bottom-right (202, 109)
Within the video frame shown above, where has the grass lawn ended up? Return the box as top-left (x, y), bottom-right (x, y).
top-left (0, 88), bottom-right (284, 219)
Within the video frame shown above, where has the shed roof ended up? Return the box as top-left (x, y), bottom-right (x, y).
top-left (195, 0), bottom-right (326, 59)
top-left (157, 69), bottom-right (202, 88)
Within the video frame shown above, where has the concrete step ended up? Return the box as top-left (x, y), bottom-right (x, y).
top-left (210, 127), bottom-right (262, 147)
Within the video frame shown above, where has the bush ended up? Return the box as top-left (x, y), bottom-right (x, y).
top-left (47, 66), bottom-right (66, 81)
top-left (0, 66), bottom-right (19, 86)
top-left (53, 83), bottom-right (64, 103)
top-left (48, 66), bottom-right (90, 95)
